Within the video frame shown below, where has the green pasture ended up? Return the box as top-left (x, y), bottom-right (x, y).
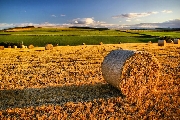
top-left (129, 31), bottom-right (180, 38)
top-left (0, 35), bottom-right (157, 46)
top-left (0, 28), bottom-right (141, 36)
top-left (0, 28), bottom-right (179, 46)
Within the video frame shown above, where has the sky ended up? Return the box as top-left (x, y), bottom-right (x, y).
top-left (0, 0), bottom-right (180, 29)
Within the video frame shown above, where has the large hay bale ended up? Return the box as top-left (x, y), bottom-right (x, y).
top-left (166, 39), bottom-right (173, 43)
top-left (99, 42), bottom-right (103, 45)
top-left (174, 39), bottom-right (180, 44)
top-left (101, 50), bottom-right (160, 103)
top-left (45, 44), bottom-right (53, 50)
top-left (148, 41), bottom-right (152, 44)
top-left (158, 40), bottom-right (166, 46)
top-left (20, 44), bottom-right (25, 48)
top-left (0, 46), bottom-right (4, 50)
top-left (13, 45), bottom-right (17, 49)
top-left (28, 44), bottom-right (34, 49)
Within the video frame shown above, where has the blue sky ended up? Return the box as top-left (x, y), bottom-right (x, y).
top-left (0, 0), bottom-right (180, 29)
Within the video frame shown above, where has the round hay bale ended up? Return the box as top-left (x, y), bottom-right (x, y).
top-left (101, 50), bottom-right (160, 103)
top-left (166, 39), bottom-right (173, 43)
top-left (148, 41), bottom-right (152, 44)
top-left (99, 42), bottom-right (103, 45)
top-left (28, 44), bottom-right (34, 49)
top-left (8, 46), bottom-right (11, 48)
top-left (158, 40), bottom-right (166, 46)
top-left (45, 44), bottom-right (53, 50)
top-left (20, 44), bottom-right (26, 48)
top-left (0, 46), bottom-right (4, 50)
top-left (13, 45), bottom-right (17, 49)
top-left (174, 39), bottom-right (180, 44)
top-left (54, 44), bottom-right (59, 47)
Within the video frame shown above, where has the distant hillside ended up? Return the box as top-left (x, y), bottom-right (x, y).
top-left (3, 26), bottom-right (35, 32)
top-left (69, 26), bottom-right (109, 31)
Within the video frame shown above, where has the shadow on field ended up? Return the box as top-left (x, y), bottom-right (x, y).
top-left (0, 83), bottom-right (123, 110)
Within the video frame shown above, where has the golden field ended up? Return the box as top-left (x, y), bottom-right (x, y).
top-left (0, 43), bottom-right (180, 119)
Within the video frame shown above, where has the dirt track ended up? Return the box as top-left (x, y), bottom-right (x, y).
top-left (0, 43), bottom-right (180, 119)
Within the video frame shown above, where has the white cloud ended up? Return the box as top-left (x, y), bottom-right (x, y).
top-left (112, 11), bottom-right (158, 19)
top-left (71, 18), bottom-right (95, 24)
top-left (16, 23), bottom-right (36, 27)
top-left (152, 11), bottom-right (158, 14)
top-left (135, 19), bottom-right (142, 21)
top-left (51, 15), bottom-right (57, 17)
top-left (61, 14), bottom-right (66, 17)
top-left (39, 22), bottom-right (59, 27)
top-left (126, 19), bottom-right (131, 22)
top-left (69, 18), bottom-right (118, 28)
top-left (123, 19), bottom-right (180, 28)
top-left (0, 23), bottom-right (15, 30)
top-left (162, 10), bottom-right (172, 13)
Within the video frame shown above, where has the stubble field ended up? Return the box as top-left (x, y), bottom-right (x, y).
top-left (0, 43), bottom-right (180, 119)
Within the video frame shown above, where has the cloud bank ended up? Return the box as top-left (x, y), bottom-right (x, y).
top-left (121, 19), bottom-right (180, 29)
top-left (1, 18), bottom-right (180, 30)
top-left (60, 14), bottom-right (66, 17)
top-left (71, 18), bottom-right (95, 24)
top-left (112, 11), bottom-right (158, 19)
top-left (51, 15), bottom-right (56, 17)
top-left (112, 10), bottom-right (172, 22)
top-left (162, 10), bottom-right (172, 13)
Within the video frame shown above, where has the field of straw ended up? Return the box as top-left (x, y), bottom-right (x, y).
top-left (0, 43), bottom-right (180, 119)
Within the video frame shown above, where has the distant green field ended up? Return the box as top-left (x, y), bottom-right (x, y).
top-left (129, 31), bottom-right (180, 38)
top-left (0, 28), bottom-right (179, 46)
top-left (0, 35), bottom-right (157, 46)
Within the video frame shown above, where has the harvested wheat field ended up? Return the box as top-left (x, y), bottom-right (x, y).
top-left (0, 43), bottom-right (180, 119)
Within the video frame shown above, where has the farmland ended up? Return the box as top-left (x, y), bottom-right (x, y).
top-left (1, 27), bottom-right (180, 46)
top-left (0, 43), bottom-right (180, 119)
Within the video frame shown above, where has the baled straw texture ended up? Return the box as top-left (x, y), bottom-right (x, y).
top-left (45, 44), bottom-right (53, 50)
top-left (102, 50), bottom-right (160, 103)
top-left (158, 40), bottom-right (166, 46)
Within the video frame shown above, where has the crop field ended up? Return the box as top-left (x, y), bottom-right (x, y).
top-left (3, 27), bottom-right (180, 46)
top-left (127, 30), bottom-right (180, 38)
top-left (0, 43), bottom-right (179, 119)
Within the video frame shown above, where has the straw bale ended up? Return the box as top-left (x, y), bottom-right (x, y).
top-left (8, 46), bottom-right (11, 48)
top-left (28, 44), bottom-right (34, 49)
top-left (158, 40), bottom-right (166, 46)
top-left (99, 42), bottom-right (103, 45)
top-left (174, 39), bottom-right (180, 44)
top-left (45, 44), bottom-right (53, 50)
top-left (148, 41), bottom-right (152, 44)
top-left (0, 46), bottom-right (4, 50)
top-left (101, 50), bottom-right (160, 103)
top-left (13, 45), bottom-right (17, 49)
top-left (20, 45), bottom-right (26, 48)
top-left (166, 39), bottom-right (173, 43)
